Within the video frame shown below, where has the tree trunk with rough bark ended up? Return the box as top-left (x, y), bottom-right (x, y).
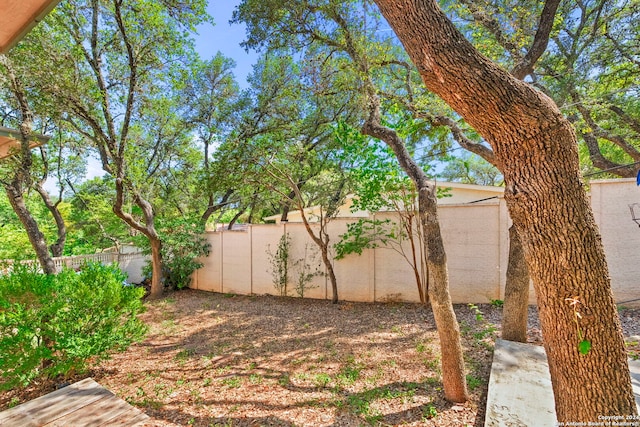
top-left (502, 224), bottom-right (529, 342)
top-left (149, 236), bottom-right (163, 298)
top-left (4, 186), bottom-right (56, 274)
top-left (373, 0), bottom-right (635, 419)
top-left (418, 186), bottom-right (468, 402)
top-left (114, 178), bottom-right (164, 299)
top-left (35, 184), bottom-right (67, 258)
top-left (362, 96), bottom-right (468, 403)
top-left (0, 55), bottom-right (56, 274)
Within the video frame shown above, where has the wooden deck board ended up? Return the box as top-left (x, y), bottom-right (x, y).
top-left (0, 378), bottom-right (149, 426)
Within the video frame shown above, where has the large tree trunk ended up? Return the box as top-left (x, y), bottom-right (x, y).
top-left (502, 224), bottom-right (529, 342)
top-left (0, 55), bottom-right (56, 274)
top-left (362, 97), bottom-right (468, 403)
top-left (374, 0), bottom-right (635, 419)
top-left (4, 186), bottom-right (56, 274)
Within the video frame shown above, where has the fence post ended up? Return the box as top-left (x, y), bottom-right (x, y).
top-left (250, 225), bottom-right (253, 295)
top-left (220, 230), bottom-right (224, 294)
top-left (370, 212), bottom-right (377, 303)
top-left (498, 198), bottom-right (510, 301)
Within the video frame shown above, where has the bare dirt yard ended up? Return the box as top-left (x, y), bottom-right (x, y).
top-left (4, 289), bottom-right (638, 426)
top-left (100, 290), bottom-right (499, 426)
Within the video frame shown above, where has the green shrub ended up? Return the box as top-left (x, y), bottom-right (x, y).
top-left (0, 262), bottom-right (147, 391)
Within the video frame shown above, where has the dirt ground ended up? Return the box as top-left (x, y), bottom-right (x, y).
top-left (0, 289), bottom-right (563, 426)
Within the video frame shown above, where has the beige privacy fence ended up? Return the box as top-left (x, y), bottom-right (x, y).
top-left (192, 202), bottom-right (512, 303)
top-left (192, 179), bottom-right (640, 306)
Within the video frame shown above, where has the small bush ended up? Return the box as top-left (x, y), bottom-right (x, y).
top-left (139, 218), bottom-right (210, 291)
top-left (266, 233), bottom-right (291, 296)
top-left (0, 262), bottom-right (147, 391)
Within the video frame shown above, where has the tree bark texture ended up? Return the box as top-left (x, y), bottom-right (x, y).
top-left (362, 98), bottom-right (468, 403)
top-left (419, 186), bottom-right (468, 403)
top-left (502, 224), bottom-right (529, 342)
top-left (149, 237), bottom-right (163, 299)
top-left (113, 178), bottom-right (163, 298)
top-left (4, 186), bottom-right (56, 274)
top-left (373, 0), bottom-right (635, 419)
top-left (35, 184), bottom-right (67, 258)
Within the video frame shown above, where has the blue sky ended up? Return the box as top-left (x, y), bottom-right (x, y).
top-left (194, 1), bottom-right (259, 88)
top-left (52, 1), bottom-right (258, 189)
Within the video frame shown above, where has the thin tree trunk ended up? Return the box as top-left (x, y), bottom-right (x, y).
top-left (300, 215), bottom-right (338, 304)
top-left (323, 12), bottom-right (467, 400)
top-left (149, 236), bottom-right (163, 298)
top-left (0, 55), bottom-right (56, 274)
top-left (320, 239), bottom-right (339, 304)
top-left (374, 0), bottom-right (635, 418)
top-left (502, 224), bottom-right (529, 342)
top-left (113, 178), bottom-right (163, 299)
top-left (362, 95), bottom-right (468, 403)
top-left (227, 208), bottom-right (245, 230)
top-left (201, 189), bottom-right (234, 224)
top-left (418, 186), bottom-right (468, 403)
top-left (406, 221), bottom-right (426, 304)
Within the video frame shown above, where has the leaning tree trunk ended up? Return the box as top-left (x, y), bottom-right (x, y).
top-left (362, 96), bottom-right (468, 403)
top-left (114, 178), bottom-right (164, 299)
top-left (374, 0), bottom-right (635, 419)
top-left (4, 186), bottom-right (56, 274)
top-left (319, 224), bottom-right (339, 304)
top-left (300, 212), bottom-right (339, 304)
top-left (0, 54), bottom-right (56, 274)
top-left (35, 184), bottom-right (67, 258)
top-left (418, 186), bottom-right (468, 403)
top-left (321, 240), bottom-right (339, 304)
top-left (502, 224), bottom-right (529, 342)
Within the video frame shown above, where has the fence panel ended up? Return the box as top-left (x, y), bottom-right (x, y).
top-left (195, 233), bottom-right (222, 292)
top-left (372, 212), bottom-right (424, 303)
top-left (251, 225), bottom-right (285, 296)
top-left (438, 203), bottom-right (503, 303)
top-left (591, 179), bottom-right (640, 305)
top-left (285, 223), bottom-right (328, 300)
top-left (221, 230), bottom-right (252, 295)
top-left (329, 219), bottom-right (374, 302)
